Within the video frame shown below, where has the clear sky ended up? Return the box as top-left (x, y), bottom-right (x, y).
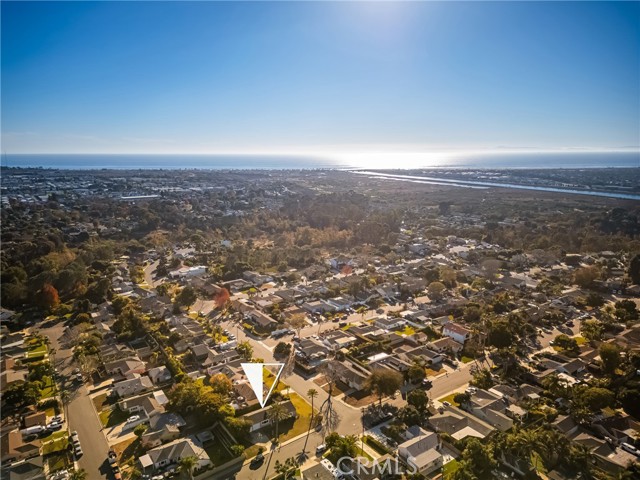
top-left (2, 1), bottom-right (639, 154)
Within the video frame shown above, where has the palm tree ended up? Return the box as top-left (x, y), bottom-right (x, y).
top-left (302, 389), bottom-right (318, 454)
top-left (268, 401), bottom-right (288, 444)
top-left (178, 455), bottom-right (198, 480)
top-left (69, 470), bottom-right (87, 480)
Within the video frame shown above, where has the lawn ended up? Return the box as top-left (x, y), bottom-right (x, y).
top-left (40, 376), bottom-right (56, 399)
top-left (42, 431), bottom-right (68, 455)
top-left (574, 336), bottom-right (587, 345)
top-left (461, 356), bottom-right (475, 364)
top-left (26, 343), bottom-right (48, 359)
top-left (113, 437), bottom-right (145, 466)
top-left (203, 443), bottom-right (235, 467)
top-left (395, 325), bottom-right (416, 336)
top-left (271, 392), bottom-right (314, 443)
top-left (442, 459), bottom-right (460, 478)
top-left (46, 452), bottom-right (71, 473)
top-left (425, 366), bottom-right (445, 376)
top-left (92, 393), bottom-right (109, 412)
top-left (263, 368), bottom-right (287, 394)
top-left (99, 406), bottom-right (129, 428)
top-left (438, 393), bottom-right (460, 406)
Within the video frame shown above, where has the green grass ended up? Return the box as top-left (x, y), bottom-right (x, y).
top-left (395, 325), bottom-right (415, 336)
top-left (461, 356), bottom-right (475, 364)
top-left (99, 407), bottom-right (130, 427)
top-left (438, 393), bottom-right (460, 406)
top-left (42, 431), bottom-right (68, 455)
top-left (204, 444), bottom-right (235, 467)
top-left (574, 336), bottom-right (587, 345)
top-left (442, 459), bottom-right (460, 478)
top-left (271, 393), bottom-right (314, 443)
top-left (46, 452), bottom-right (71, 473)
top-left (40, 376), bottom-right (56, 398)
top-left (26, 344), bottom-right (48, 359)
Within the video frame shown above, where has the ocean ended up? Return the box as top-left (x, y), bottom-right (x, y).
top-left (1, 151), bottom-right (639, 170)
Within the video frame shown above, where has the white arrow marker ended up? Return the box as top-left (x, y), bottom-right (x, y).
top-left (241, 362), bottom-right (285, 408)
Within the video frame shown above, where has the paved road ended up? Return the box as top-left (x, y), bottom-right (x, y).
top-left (143, 259), bottom-right (160, 288)
top-left (68, 385), bottom-right (111, 478)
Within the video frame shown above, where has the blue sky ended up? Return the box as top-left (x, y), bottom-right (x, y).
top-left (2, 1), bottom-right (639, 154)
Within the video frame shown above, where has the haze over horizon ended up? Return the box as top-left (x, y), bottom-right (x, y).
top-left (2, 1), bottom-right (639, 156)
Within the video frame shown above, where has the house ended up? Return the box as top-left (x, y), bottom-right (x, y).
top-left (442, 322), bottom-right (471, 344)
top-left (105, 356), bottom-right (146, 378)
top-left (140, 413), bottom-right (186, 449)
top-left (243, 271), bottom-right (274, 286)
top-left (397, 428), bottom-right (443, 475)
top-left (428, 406), bottom-right (495, 440)
top-left (6, 456), bottom-right (44, 480)
top-left (243, 400), bottom-right (298, 432)
top-left (23, 412), bottom-right (46, 429)
top-left (118, 391), bottom-right (165, 419)
top-left (428, 337), bottom-right (464, 355)
top-left (321, 330), bottom-right (357, 350)
top-left (1, 430), bottom-right (41, 464)
top-left (138, 437), bottom-right (211, 472)
top-left (147, 366), bottom-right (172, 385)
top-left (326, 361), bottom-right (369, 390)
top-left (113, 375), bottom-right (153, 398)
top-left (246, 310), bottom-right (278, 331)
top-left (464, 389), bottom-right (513, 431)
top-left (301, 301), bottom-right (330, 315)
top-left (374, 316), bottom-right (405, 331)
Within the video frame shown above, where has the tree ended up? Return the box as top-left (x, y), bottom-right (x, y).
top-left (303, 388), bottom-right (319, 455)
top-left (581, 319), bottom-right (604, 342)
top-left (599, 343), bottom-right (621, 374)
top-left (178, 455), bottom-right (198, 480)
top-left (461, 437), bottom-right (497, 477)
top-left (574, 266), bottom-right (600, 288)
top-left (573, 386), bottom-right (615, 412)
top-left (69, 470), bottom-right (87, 480)
top-left (487, 319), bottom-right (512, 349)
top-left (268, 401), bottom-right (289, 443)
top-left (287, 313), bottom-right (307, 337)
top-left (236, 341), bottom-right (253, 360)
top-left (209, 373), bottom-right (233, 395)
top-left (407, 389), bottom-right (429, 412)
top-left (454, 392), bottom-right (471, 406)
top-left (133, 423), bottom-right (148, 438)
top-left (407, 363), bottom-right (426, 383)
top-left (274, 342), bottom-right (292, 357)
top-left (274, 457), bottom-right (298, 480)
top-left (325, 433), bottom-right (359, 463)
top-left (427, 281), bottom-right (446, 301)
top-left (214, 288), bottom-right (230, 310)
top-left (629, 254), bottom-right (640, 284)
top-left (175, 286), bottom-right (197, 308)
top-left (38, 283), bottom-right (60, 311)
top-left (481, 259), bottom-right (502, 283)
top-left (364, 369), bottom-right (403, 407)
top-left (398, 405), bottom-right (422, 426)
top-left (585, 293), bottom-right (605, 308)
top-left (553, 334), bottom-right (579, 353)
top-left (470, 368), bottom-right (494, 390)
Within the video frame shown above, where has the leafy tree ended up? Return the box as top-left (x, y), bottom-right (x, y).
top-left (599, 343), bottom-right (621, 374)
top-left (487, 319), bottom-right (513, 349)
top-left (407, 363), bottom-right (426, 383)
top-left (69, 470), bottom-right (87, 480)
top-left (178, 455), bottom-right (198, 480)
top-left (274, 342), bottom-right (292, 357)
top-left (325, 433), bottom-right (359, 464)
top-left (581, 319), bottom-right (604, 342)
top-left (454, 392), bottom-right (471, 406)
top-left (470, 368), bottom-right (494, 390)
top-left (585, 293), bottom-right (605, 308)
top-left (407, 389), bottom-right (429, 412)
top-left (553, 334), bottom-right (579, 353)
top-left (398, 405), bottom-right (422, 426)
top-left (364, 368), bottom-right (403, 407)
top-left (236, 341), bottom-right (253, 360)
top-left (38, 283), bottom-right (60, 311)
top-left (574, 266), bottom-right (600, 288)
top-left (175, 286), bottom-right (197, 307)
top-left (214, 288), bottom-right (230, 309)
top-left (134, 423), bottom-right (148, 438)
top-left (461, 437), bottom-right (497, 477)
top-left (209, 373), bottom-right (233, 396)
top-left (614, 299), bottom-right (639, 322)
top-left (427, 282), bottom-right (446, 301)
top-left (274, 457), bottom-right (298, 480)
top-left (286, 313), bottom-right (307, 337)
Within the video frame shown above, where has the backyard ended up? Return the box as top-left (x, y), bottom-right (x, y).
top-left (99, 406), bottom-right (130, 428)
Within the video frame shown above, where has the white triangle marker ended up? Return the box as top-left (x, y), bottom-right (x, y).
top-left (241, 362), bottom-right (285, 408)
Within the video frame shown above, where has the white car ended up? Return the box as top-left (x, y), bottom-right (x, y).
top-left (621, 442), bottom-right (640, 456)
top-left (126, 415), bottom-right (140, 423)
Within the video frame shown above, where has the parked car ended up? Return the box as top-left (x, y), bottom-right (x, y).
top-left (316, 444), bottom-right (327, 455)
top-left (251, 452), bottom-right (264, 466)
top-left (108, 450), bottom-right (118, 464)
top-left (621, 442), bottom-right (640, 457)
top-left (442, 401), bottom-right (452, 407)
top-left (126, 415), bottom-right (140, 424)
